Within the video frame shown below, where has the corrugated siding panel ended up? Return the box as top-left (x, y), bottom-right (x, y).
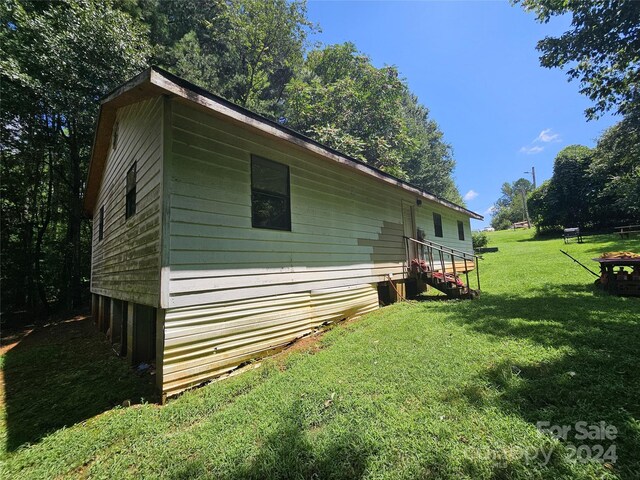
top-left (162, 284), bottom-right (379, 396)
top-left (91, 97), bottom-right (163, 306)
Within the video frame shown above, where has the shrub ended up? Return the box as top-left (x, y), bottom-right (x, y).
top-left (472, 232), bottom-right (489, 250)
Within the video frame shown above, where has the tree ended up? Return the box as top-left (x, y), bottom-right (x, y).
top-left (284, 43), bottom-right (409, 177)
top-left (527, 180), bottom-right (552, 229)
top-left (526, 146), bottom-right (594, 231)
top-left (515, 0), bottom-right (640, 120)
top-left (590, 121), bottom-right (640, 224)
top-left (1, 0), bottom-right (151, 312)
top-left (401, 92), bottom-right (462, 204)
top-left (141, 0), bottom-right (315, 117)
top-left (284, 43), bottom-right (462, 202)
top-left (490, 178), bottom-right (533, 229)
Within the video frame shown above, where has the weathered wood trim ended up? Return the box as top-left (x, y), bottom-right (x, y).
top-left (159, 96), bottom-right (173, 309)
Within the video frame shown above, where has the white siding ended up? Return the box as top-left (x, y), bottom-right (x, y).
top-left (166, 100), bottom-right (467, 308)
top-left (416, 203), bottom-right (474, 254)
top-left (90, 97), bottom-right (163, 306)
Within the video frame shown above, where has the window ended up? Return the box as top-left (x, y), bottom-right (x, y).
top-left (99, 206), bottom-right (104, 241)
top-left (433, 212), bottom-right (443, 238)
top-left (457, 220), bottom-right (465, 241)
top-left (126, 162), bottom-right (136, 219)
top-left (251, 155), bottom-right (291, 231)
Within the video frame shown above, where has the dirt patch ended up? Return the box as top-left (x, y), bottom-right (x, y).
top-left (0, 327), bottom-right (35, 356)
top-left (283, 332), bottom-right (325, 355)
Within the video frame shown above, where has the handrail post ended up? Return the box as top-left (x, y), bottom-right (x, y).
top-left (429, 246), bottom-right (434, 272)
top-left (451, 253), bottom-right (457, 281)
top-left (464, 258), bottom-right (469, 287)
top-left (404, 236), bottom-right (410, 278)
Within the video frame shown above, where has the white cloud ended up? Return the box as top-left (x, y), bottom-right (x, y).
top-left (463, 189), bottom-right (479, 201)
top-left (519, 145), bottom-right (544, 154)
top-left (483, 205), bottom-right (496, 215)
top-left (536, 128), bottom-right (560, 143)
top-left (519, 128), bottom-right (561, 154)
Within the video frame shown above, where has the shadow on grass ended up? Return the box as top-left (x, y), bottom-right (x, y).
top-left (166, 399), bottom-right (378, 480)
top-left (1, 315), bottom-right (156, 452)
top-left (515, 233), bottom-right (559, 243)
top-left (449, 287), bottom-right (640, 478)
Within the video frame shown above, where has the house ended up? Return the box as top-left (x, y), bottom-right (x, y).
top-left (84, 67), bottom-right (483, 399)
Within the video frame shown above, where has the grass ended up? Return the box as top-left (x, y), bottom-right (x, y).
top-left (1, 229), bottom-right (639, 479)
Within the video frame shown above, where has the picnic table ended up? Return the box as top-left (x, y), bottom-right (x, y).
top-left (593, 255), bottom-right (640, 297)
top-left (615, 225), bottom-right (640, 239)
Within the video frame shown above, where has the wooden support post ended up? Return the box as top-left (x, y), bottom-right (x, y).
top-left (91, 294), bottom-right (99, 324)
top-left (127, 302), bottom-right (135, 365)
top-left (97, 296), bottom-right (105, 332)
top-left (110, 299), bottom-right (124, 348)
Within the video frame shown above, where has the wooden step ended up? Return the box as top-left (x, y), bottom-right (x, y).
top-left (421, 272), bottom-right (479, 300)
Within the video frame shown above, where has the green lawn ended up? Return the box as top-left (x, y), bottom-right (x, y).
top-left (2, 230), bottom-right (639, 479)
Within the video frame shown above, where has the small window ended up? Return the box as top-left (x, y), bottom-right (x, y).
top-left (99, 206), bottom-right (104, 241)
top-left (126, 162), bottom-right (136, 219)
top-left (433, 212), bottom-right (443, 238)
top-left (457, 220), bottom-right (465, 241)
top-left (251, 155), bottom-right (291, 231)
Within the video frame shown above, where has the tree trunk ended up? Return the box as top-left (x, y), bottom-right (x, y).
top-left (64, 118), bottom-right (84, 310)
top-left (34, 149), bottom-right (54, 316)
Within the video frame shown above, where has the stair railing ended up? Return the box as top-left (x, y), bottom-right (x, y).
top-left (404, 236), bottom-right (481, 292)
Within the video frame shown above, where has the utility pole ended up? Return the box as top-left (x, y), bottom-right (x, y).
top-left (520, 188), bottom-right (531, 228)
top-left (525, 166), bottom-right (537, 189)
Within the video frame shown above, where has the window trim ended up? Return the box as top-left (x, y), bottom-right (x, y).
top-left (457, 220), bottom-right (465, 241)
top-left (433, 212), bottom-right (443, 238)
top-left (250, 155), bottom-right (291, 231)
top-left (125, 162), bottom-right (137, 220)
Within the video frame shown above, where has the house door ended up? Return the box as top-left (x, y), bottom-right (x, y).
top-left (402, 201), bottom-right (417, 261)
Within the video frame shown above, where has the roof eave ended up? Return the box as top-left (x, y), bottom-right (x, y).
top-left (83, 66), bottom-right (484, 221)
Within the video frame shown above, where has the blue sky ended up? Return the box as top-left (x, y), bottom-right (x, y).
top-left (305, 0), bottom-right (617, 229)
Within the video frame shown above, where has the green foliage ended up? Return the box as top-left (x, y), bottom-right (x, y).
top-left (516, 0), bottom-right (640, 120)
top-left (528, 134), bottom-right (639, 230)
top-left (590, 118), bottom-right (640, 223)
top-left (471, 231), bottom-right (489, 250)
top-left (530, 145), bottom-right (593, 229)
top-left (284, 44), bottom-right (408, 177)
top-left (3, 230), bottom-right (639, 478)
top-left (145, 0), bottom-right (315, 117)
top-left (284, 43), bottom-right (462, 202)
top-left (1, 0), bottom-right (151, 311)
top-left (490, 178), bottom-right (533, 230)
